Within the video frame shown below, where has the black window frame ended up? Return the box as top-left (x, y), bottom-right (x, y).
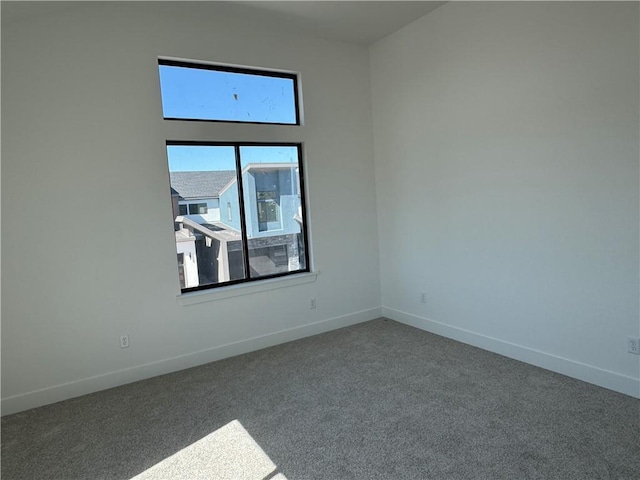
top-left (158, 59), bottom-right (301, 126)
top-left (166, 140), bottom-right (311, 294)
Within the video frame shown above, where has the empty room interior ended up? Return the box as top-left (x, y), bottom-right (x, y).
top-left (1, 1), bottom-right (639, 479)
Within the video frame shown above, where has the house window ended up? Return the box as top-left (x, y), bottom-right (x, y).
top-left (160, 58), bottom-right (309, 293)
top-left (257, 199), bottom-right (279, 223)
top-left (158, 59), bottom-right (299, 125)
top-left (177, 253), bottom-right (185, 289)
top-left (165, 142), bottom-right (309, 292)
top-left (188, 203), bottom-right (208, 215)
top-left (257, 190), bottom-right (280, 229)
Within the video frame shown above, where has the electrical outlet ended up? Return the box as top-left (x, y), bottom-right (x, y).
top-left (628, 337), bottom-right (640, 355)
top-left (420, 292), bottom-right (427, 304)
top-left (120, 334), bottom-right (130, 349)
top-left (309, 298), bottom-right (316, 309)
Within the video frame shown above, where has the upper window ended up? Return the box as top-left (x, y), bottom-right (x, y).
top-left (158, 59), bottom-right (300, 125)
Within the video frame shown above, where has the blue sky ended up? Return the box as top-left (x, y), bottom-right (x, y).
top-left (159, 64), bottom-right (296, 124)
top-left (167, 145), bottom-right (299, 172)
top-left (167, 146), bottom-right (236, 172)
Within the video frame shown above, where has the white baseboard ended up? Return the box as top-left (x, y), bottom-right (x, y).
top-left (1, 307), bottom-right (382, 416)
top-left (382, 307), bottom-right (640, 399)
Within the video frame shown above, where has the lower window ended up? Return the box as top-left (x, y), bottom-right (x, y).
top-left (167, 142), bottom-right (310, 292)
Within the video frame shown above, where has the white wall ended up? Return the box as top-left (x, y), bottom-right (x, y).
top-left (1, 2), bottom-right (381, 413)
top-left (3, 1), bottom-right (638, 415)
top-left (371, 2), bottom-right (640, 397)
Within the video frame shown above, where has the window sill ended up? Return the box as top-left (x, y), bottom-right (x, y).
top-left (177, 271), bottom-right (319, 306)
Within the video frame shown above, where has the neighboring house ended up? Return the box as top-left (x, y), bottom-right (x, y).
top-left (219, 162), bottom-right (305, 278)
top-left (170, 163), bottom-right (304, 288)
top-left (219, 163), bottom-right (302, 236)
top-left (175, 228), bottom-right (199, 289)
top-left (170, 170), bottom-right (237, 224)
top-left (170, 170), bottom-right (237, 288)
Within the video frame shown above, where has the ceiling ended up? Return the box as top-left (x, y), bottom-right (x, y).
top-left (1, 1), bottom-right (446, 45)
top-left (231, 1), bottom-right (447, 44)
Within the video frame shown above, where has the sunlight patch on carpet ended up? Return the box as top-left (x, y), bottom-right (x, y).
top-left (131, 419), bottom-right (285, 480)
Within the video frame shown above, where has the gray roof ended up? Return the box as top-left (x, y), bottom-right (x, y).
top-left (170, 170), bottom-right (237, 200)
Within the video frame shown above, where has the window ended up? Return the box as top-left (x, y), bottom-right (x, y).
top-left (257, 190), bottom-right (280, 229)
top-left (258, 199), bottom-right (279, 223)
top-left (160, 58), bottom-right (309, 293)
top-left (166, 143), bottom-right (309, 292)
top-left (158, 59), bottom-right (299, 125)
top-left (177, 253), bottom-right (185, 289)
top-left (188, 203), bottom-right (208, 215)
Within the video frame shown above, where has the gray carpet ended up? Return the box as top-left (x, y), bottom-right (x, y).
top-left (2, 319), bottom-right (639, 479)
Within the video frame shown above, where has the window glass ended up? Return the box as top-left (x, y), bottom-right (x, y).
top-left (239, 145), bottom-right (306, 279)
top-left (158, 61), bottom-right (298, 124)
top-left (159, 58), bottom-right (309, 293)
top-left (166, 143), bottom-right (308, 290)
top-left (167, 145), bottom-right (246, 288)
